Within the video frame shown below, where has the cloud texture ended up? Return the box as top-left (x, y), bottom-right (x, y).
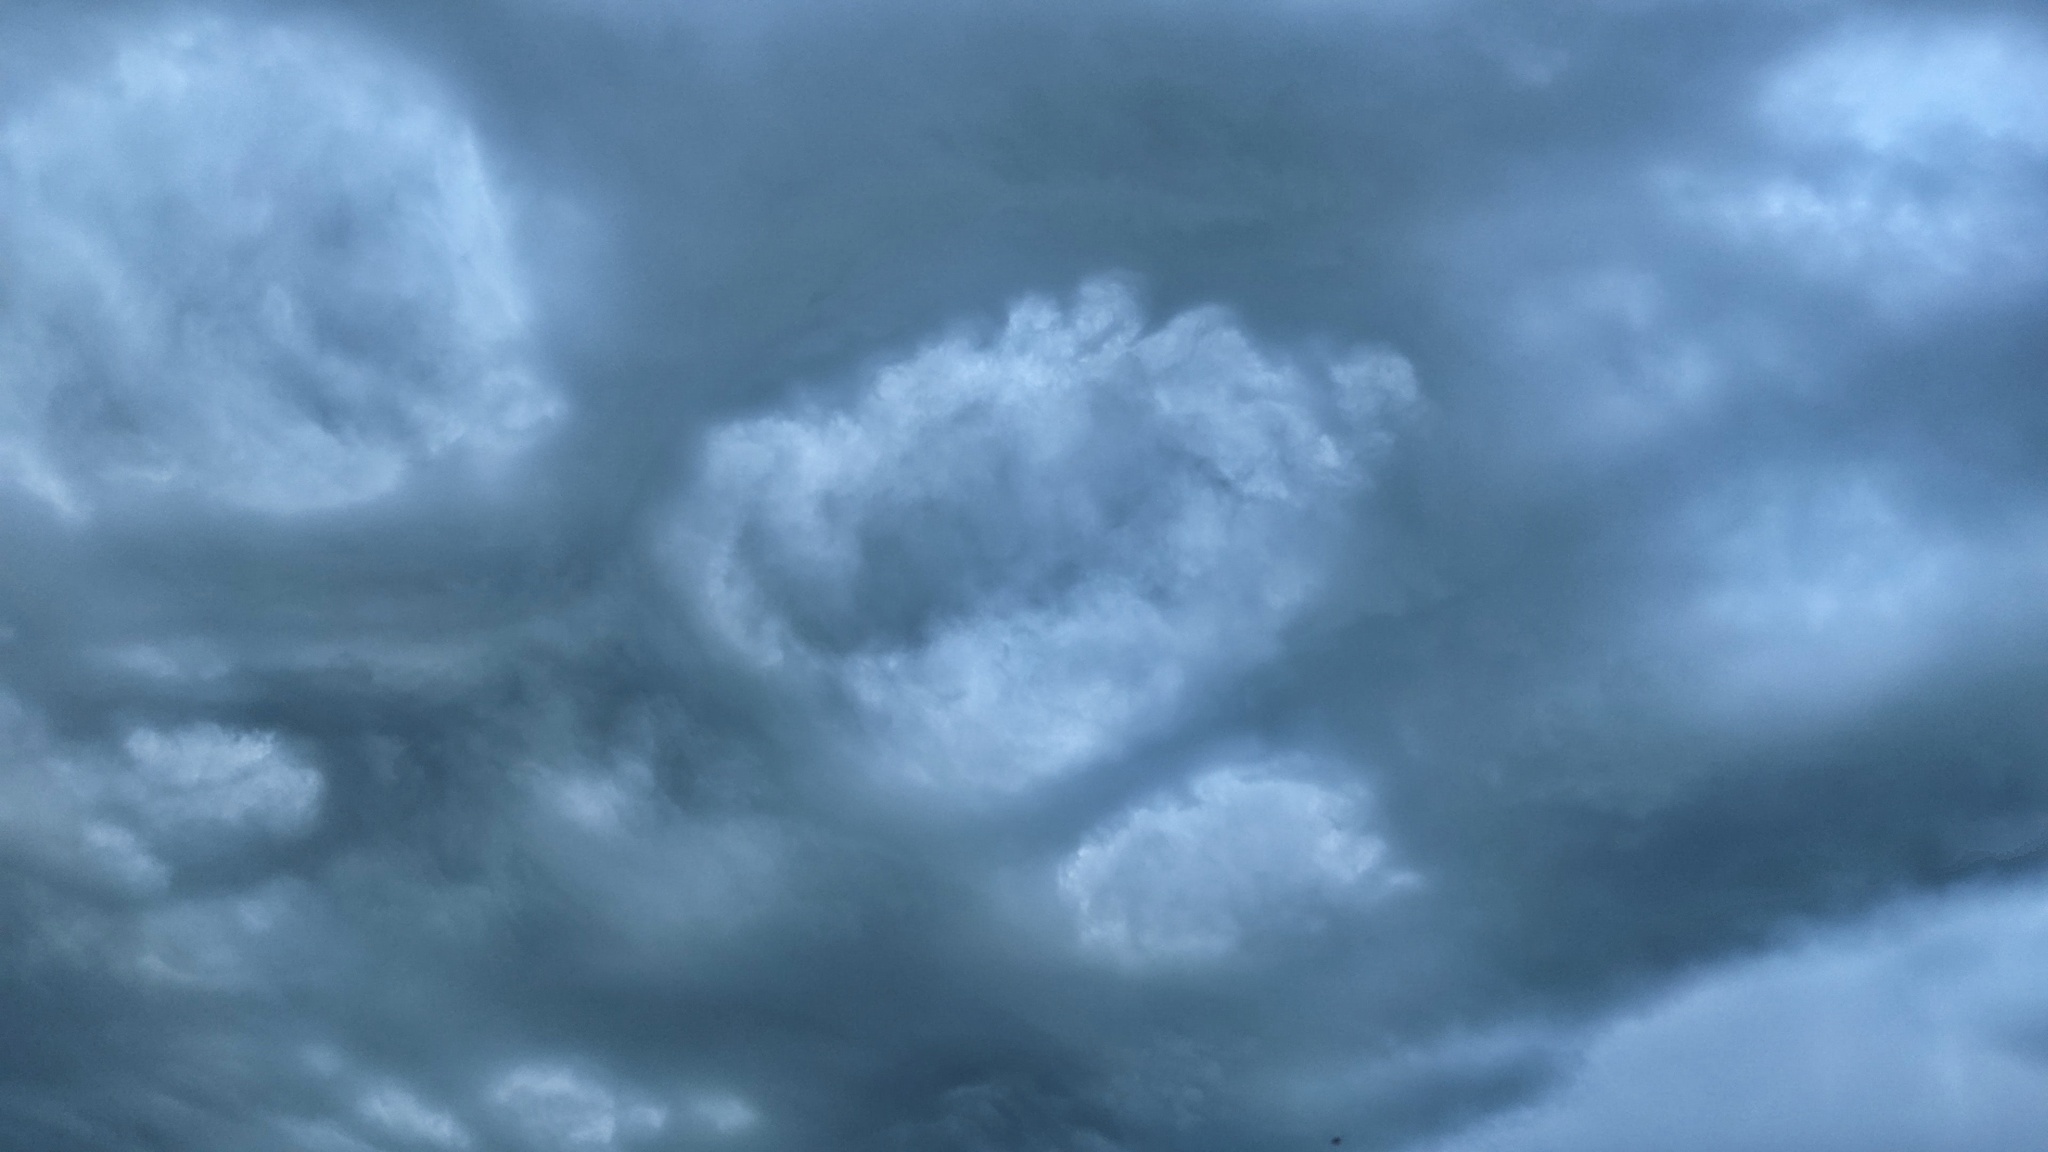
top-left (2, 0), bottom-right (2047, 1149)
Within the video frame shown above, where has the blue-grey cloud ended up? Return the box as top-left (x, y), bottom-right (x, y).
top-left (3, 0), bottom-right (2047, 1149)
top-left (0, 17), bottom-right (559, 521)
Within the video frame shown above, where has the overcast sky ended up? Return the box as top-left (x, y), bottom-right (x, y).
top-left (2, 0), bottom-right (2047, 1149)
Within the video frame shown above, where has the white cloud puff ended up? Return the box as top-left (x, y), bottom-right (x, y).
top-left (0, 18), bottom-right (560, 517)
top-left (0, 692), bottom-right (164, 894)
top-left (1670, 18), bottom-right (2048, 311)
top-left (1058, 756), bottom-right (1410, 966)
top-left (672, 277), bottom-right (1416, 796)
top-left (118, 723), bottom-right (325, 846)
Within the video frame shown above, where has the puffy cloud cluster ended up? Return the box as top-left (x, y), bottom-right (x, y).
top-left (0, 19), bottom-right (558, 518)
top-left (674, 278), bottom-right (1414, 796)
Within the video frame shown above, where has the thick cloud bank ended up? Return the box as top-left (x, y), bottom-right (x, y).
top-left (3, 1), bottom-right (2048, 1150)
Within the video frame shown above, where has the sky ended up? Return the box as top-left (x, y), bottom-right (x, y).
top-left (1, 0), bottom-right (2046, 1149)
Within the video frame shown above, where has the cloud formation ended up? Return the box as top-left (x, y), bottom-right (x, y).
top-left (2, 0), bottom-right (2047, 1149)
top-left (1059, 754), bottom-right (1409, 966)
top-left (672, 278), bottom-right (1414, 797)
top-left (0, 18), bottom-right (557, 518)
top-left (1434, 879), bottom-right (2048, 1152)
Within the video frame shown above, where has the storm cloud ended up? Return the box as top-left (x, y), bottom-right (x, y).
top-left (2, 0), bottom-right (2047, 1149)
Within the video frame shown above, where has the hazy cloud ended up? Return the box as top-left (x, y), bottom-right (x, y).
top-left (3, 0), bottom-right (2046, 1149)
top-left (671, 278), bottom-right (1414, 798)
top-left (1059, 754), bottom-right (1409, 966)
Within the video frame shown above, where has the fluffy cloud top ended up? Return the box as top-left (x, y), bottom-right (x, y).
top-left (675, 278), bottom-right (1414, 796)
top-left (0, 19), bottom-right (558, 517)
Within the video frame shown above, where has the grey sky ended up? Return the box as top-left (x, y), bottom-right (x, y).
top-left (2, 1), bottom-right (2046, 1149)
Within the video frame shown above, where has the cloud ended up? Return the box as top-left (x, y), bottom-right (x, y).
top-left (0, 17), bottom-right (560, 519)
top-left (3, 1), bottom-right (2048, 1150)
top-left (0, 696), bottom-right (321, 898)
top-left (671, 277), bottom-right (1415, 797)
top-left (119, 724), bottom-right (325, 848)
top-left (358, 1083), bottom-right (473, 1150)
top-left (511, 753), bottom-right (789, 967)
top-left (488, 1064), bottom-right (668, 1150)
top-left (1431, 877), bottom-right (2048, 1152)
top-left (1762, 19), bottom-right (2048, 155)
top-left (1059, 753), bottom-right (1411, 965)
top-left (1637, 465), bottom-right (2048, 733)
top-left (1669, 16), bottom-right (2048, 313)
top-left (125, 879), bottom-right (330, 992)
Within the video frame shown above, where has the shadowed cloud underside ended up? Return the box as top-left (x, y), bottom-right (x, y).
top-left (3, 2), bottom-right (2048, 1150)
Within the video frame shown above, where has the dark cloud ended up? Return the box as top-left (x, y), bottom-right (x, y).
top-left (3, 0), bottom-right (2048, 1149)
top-left (1432, 878), bottom-right (2048, 1152)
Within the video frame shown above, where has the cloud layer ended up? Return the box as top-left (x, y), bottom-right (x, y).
top-left (3, 1), bottom-right (2047, 1150)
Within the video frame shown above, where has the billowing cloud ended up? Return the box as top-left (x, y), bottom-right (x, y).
top-left (0, 17), bottom-right (559, 518)
top-left (3, 0), bottom-right (2048, 1149)
top-left (672, 278), bottom-right (1414, 797)
top-left (1060, 754), bottom-right (1409, 965)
